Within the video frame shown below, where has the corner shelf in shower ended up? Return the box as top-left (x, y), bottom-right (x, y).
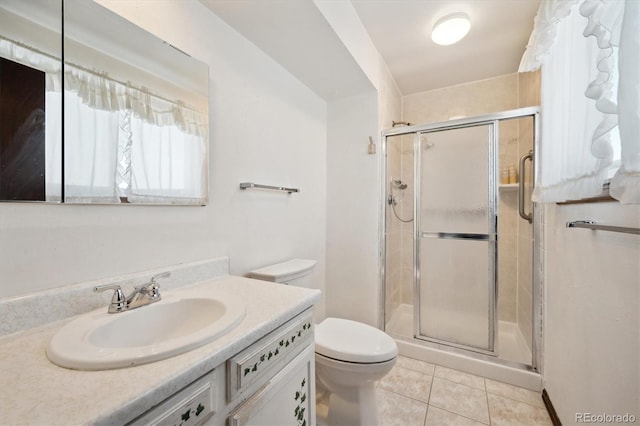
top-left (499, 184), bottom-right (519, 191)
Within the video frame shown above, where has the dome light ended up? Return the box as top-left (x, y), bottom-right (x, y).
top-left (431, 13), bottom-right (471, 46)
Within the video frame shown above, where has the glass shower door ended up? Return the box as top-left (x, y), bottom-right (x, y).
top-left (416, 123), bottom-right (497, 353)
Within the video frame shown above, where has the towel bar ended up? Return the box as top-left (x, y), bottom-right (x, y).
top-left (239, 182), bottom-right (299, 194)
top-left (566, 220), bottom-right (640, 235)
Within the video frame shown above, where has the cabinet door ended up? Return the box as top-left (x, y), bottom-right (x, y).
top-left (228, 345), bottom-right (315, 426)
top-left (129, 370), bottom-right (217, 426)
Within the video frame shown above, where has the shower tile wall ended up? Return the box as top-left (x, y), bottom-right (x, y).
top-left (498, 118), bottom-right (520, 323)
top-left (400, 135), bottom-right (414, 306)
top-left (396, 72), bottom-right (540, 347)
top-left (386, 133), bottom-right (415, 317)
top-left (386, 135), bottom-right (403, 318)
top-left (402, 75), bottom-right (518, 124)
top-left (382, 63), bottom-right (403, 324)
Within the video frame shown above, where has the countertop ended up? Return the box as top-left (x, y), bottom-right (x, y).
top-left (0, 275), bottom-right (321, 425)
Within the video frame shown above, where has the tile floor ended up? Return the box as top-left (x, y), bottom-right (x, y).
top-left (318, 355), bottom-right (553, 426)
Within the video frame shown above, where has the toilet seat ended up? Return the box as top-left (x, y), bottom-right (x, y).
top-left (315, 318), bottom-right (398, 364)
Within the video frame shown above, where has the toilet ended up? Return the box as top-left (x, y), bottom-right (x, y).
top-left (248, 259), bottom-right (398, 426)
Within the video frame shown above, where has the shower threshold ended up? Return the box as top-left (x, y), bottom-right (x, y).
top-left (386, 304), bottom-right (541, 390)
top-left (386, 303), bottom-right (532, 366)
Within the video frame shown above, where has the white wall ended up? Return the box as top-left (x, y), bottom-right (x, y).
top-left (543, 202), bottom-right (639, 424)
top-left (323, 61), bottom-right (400, 327)
top-left (0, 0), bottom-right (327, 319)
top-left (325, 91), bottom-right (379, 325)
top-left (377, 59), bottom-right (402, 133)
top-left (311, 2), bottom-right (400, 326)
top-left (313, 0), bottom-right (380, 90)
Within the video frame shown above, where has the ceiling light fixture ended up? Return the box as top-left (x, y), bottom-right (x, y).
top-left (431, 13), bottom-right (471, 46)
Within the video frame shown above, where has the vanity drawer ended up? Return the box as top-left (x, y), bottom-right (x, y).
top-left (227, 345), bottom-right (315, 426)
top-left (227, 309), bottom-right (313, 402)
top-left (129, 369), bottom-right (217, 426)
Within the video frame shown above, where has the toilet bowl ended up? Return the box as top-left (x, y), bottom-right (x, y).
top-left (247, 260), bottom-right (398, 425)
top-left (315, 317), bottom-right (398, 426)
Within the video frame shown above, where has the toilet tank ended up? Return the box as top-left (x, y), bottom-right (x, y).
top-left (247, 259), bottom-right (316, 288)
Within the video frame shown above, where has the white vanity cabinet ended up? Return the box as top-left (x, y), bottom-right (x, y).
top-left (127, 309), bottom-right (316, 426)
top-left (225, 309), bottom-right (315, 426)
top-left (0, 270), bottom-right (322, 426)
top-left (129, 370), bottom-right (218, 426)
top-left (227, 345), bottom-right (315, 426)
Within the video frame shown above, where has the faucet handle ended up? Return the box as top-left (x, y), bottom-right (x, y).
top-left (94, 284), bottom-right (126, 313)
top-left (150, 271), bottom-right (171, 283)
top-left (134, 272), bottom-right (169, 299)
top-left (136, 271), bottom-right (170, 289)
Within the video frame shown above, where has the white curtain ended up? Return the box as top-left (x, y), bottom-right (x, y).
top-left (1, 36), bottom-right (207, 204)
top-left (63, 67), bottom-right (208, 204)
top-left (64, 89), bottom-right (121, 202)
top-left (520, 0), bottom-right (639, 204)
top-left (519, 0), bottom-right (581, 71)
top-left (610, 0), bottom-right (640, 203)
top-left (535, 4), bottom-right (614, 202)
top-left (65, 66), bottom-right (208, 139)
top-left (128, 118), bottom-right (207, 204)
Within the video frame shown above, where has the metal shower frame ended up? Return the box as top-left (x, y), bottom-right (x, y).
top-left (378, 106), bottom-right (543, 373)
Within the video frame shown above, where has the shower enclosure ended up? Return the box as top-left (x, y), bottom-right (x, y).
top-left (381, 107), bottom-right (540, 371)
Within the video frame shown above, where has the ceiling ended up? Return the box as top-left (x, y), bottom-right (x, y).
top-left (352, 0), bottom-right (541, 94)
top-left (200, 0), bottom-right (375, 100)
top-left (202, 0), bottom-right (541, 98)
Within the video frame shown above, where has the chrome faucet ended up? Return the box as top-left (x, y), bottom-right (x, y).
top-left (94, 272), bottom-right (170, 313)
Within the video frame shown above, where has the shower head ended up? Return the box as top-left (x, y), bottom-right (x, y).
top-left (391, 179), bottom-right (408, 190)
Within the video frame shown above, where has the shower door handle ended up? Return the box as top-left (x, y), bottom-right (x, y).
top-left (519, 150), bottom-right (533, 224)
top-left (421, 232), bottom-right (496, 242)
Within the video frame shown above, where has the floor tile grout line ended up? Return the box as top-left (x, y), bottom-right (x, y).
top-left (433, 365), bottom-right (488, 389)
top-left (400, 368), bottom-right (436, 376)
top-left (431, 373), bottom-right (488, 392)
top-left (486, 389), bottom-right (546, 410)
top-left (377, 383), bottom-right (431, 406)
top-left (380, 356), bottom-right (550, 425)
top-left (375, 385), bottom-right (430, 426)
top-left (423, 366), bottom-right (434, 426)
top-left (395, 363), bottom-right (436, 376)
top-left (485, 383), bottom-right (493, 426)
top-left (484, 376), bottom-right (490, 425)
top-left (427, 403), bottom-right (492, 426)
top-left (393, 363), bottom-right (435, 377)
top-left (426, 368), bottom-right (433, 405)
top-left (429, 376), bottom-right (491, 425)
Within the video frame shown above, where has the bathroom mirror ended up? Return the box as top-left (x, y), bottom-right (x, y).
top-left (0, 0), bottom-right (62, 202)
top-left (0, 0), bottom-right (209, 204)
top-left (63, 0), bottom-right (209, 204)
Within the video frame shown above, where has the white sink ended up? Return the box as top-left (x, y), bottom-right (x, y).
top-left (47, 288), bottom-right (246, 370)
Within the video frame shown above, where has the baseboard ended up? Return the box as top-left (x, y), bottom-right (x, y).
top-left (542, 389), bottom-right (562, 426)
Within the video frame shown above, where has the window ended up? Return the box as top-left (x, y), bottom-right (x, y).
top-left (519, 0), bottom-right (639, 204)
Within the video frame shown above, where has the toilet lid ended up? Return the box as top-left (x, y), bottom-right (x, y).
top-left (315, 318), bottom-right (398, 363)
